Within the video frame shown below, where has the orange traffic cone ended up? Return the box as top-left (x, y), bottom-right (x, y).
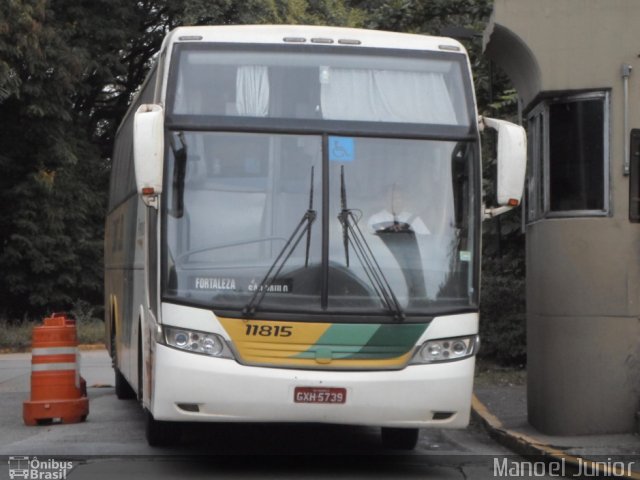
top-left (23, 313), bottom-right (89, 425)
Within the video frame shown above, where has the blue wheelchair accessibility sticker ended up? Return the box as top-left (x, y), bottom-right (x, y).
top-left (329, 136), bottom-right (355, 162)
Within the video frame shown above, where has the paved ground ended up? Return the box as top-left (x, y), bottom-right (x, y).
top-left (0, 350), bottom-right (559, 479)
top-left (474, 383), bottom-right (640, 479)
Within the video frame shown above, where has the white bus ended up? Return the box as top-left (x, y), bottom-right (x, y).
top-left (105, 25), bottom-right (525, 448)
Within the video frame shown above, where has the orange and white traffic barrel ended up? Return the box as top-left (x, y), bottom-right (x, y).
top-left (23, 313), bottom-right (89, 425)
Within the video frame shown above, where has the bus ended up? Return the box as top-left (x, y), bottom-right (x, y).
top-left (105, 24), bottom-right (526, 449)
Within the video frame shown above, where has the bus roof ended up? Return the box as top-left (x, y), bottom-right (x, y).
top-left (162, 25), bottom-right (466, 55)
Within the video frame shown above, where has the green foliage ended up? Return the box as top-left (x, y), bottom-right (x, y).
top-left (479, 83), bottom-right (526, 366)
top-left (0, 316), bottom-right (105, 351)
top-left (0, 1), bottom-right (98, 318)
top-left (350, 0), bottom-right (492, 34)
top-left (479, 222), bottom-right (526, 365)
top-left (0, 318), bottom-right (37, 351)
top-left (181, 0), bottom-right (364, 27)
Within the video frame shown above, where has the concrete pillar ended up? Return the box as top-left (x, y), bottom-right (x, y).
top-left (484, 0), bottom-right (640, 435)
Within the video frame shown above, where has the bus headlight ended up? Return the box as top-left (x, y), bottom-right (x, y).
top-left (410, 335), bottom-right (479, 364)
top-left (163, 326), bottom-right (233, 358)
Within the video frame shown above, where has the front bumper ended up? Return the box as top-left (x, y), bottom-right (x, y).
top-left (151, 343), bottom-right (475, 428)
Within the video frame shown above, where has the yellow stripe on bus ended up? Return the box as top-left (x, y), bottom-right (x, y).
top-left (218, 317), bottom-right (415, 369)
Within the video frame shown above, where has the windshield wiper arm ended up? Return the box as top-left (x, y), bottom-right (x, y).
top-left (339, 166), bottom-right (350, 267)
top-left (242, 167), bottom-right (316, 317)
top-left (338, 166), bottom-right (405, 322)
top-left (304, 166), bottom-right (315, 268)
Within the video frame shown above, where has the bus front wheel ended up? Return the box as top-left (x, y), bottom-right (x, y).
top-left (145, 409), bottom-right (180, 447)
top-left (381, 427), bottom-right (420, 450)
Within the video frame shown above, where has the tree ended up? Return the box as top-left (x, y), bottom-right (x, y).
top-left (0, 1), bottom-right (97, 317)
top-left (0, 0), bottom-right (365, 319)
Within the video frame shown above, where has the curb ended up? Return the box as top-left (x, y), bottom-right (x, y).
top-left (471, 394), bottom-right (640, 479)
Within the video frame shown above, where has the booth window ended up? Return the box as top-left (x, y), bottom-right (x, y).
top-left (526, 91), bottom-right (609, 222)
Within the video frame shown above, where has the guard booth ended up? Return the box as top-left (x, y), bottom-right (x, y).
top-left (484, 0), bottom-right (640, 435)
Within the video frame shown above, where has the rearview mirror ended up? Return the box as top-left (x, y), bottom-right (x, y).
top-left (482, 116), bottom-right (527, 218)
top-left (133, 104), bottom-right (164, 206)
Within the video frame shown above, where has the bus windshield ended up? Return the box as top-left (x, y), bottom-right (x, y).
top-left (169, 46), bottom-right (471, 126)
top-left (162, 131), bottom-right (478, 318)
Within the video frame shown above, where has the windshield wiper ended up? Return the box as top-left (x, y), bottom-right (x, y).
top-left (169, 131), bottom-right (187, 218)
top-left (242, 167), bottom-right (316, 317)
top-left (337, 166), bottom-right (405, 322)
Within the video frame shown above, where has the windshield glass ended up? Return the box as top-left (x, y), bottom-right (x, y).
top-left (169, 47), bottom-right (471, 126)
top-left (162, 132), bottom-right (477, 317)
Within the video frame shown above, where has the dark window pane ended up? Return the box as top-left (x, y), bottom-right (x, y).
top-left (549, 99), bottom-right (604, 211)
top-left (526, 112), bottom-right (545, 222)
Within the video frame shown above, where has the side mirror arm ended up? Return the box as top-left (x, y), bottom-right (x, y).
top-left (483, 205), bottom-right (515, 220)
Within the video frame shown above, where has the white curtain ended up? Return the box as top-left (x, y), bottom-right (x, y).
top-left (321, 69), bottom-right (458, 125)
top-left (236, 66), bottom-right (270, 117)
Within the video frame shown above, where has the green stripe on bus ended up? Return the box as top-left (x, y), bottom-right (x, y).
top-left (363, 323), bottom-right (428, 349)
top-left (293, 323), bottom-right (428, 360)
top-left (343, 323), bottom-right (428, 359)
top-left (293, 324), bottom-right (379, 359)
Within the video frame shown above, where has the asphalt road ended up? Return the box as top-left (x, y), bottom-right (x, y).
top-left (0, 350), bottom-right (557, 479)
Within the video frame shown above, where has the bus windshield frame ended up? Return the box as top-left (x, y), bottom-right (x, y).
top-left (161, 43), bottom-right (481, 322)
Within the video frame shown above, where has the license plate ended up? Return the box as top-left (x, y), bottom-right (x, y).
top-left (294, 387), bottom-right (347, 404)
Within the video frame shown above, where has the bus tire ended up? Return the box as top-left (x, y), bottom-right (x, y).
top-left (145, 409), bottom-right (180, 447)
top-left (381, 427), bottom-right (420, 450)
top-left (114, 367), bottom-right (136, 400)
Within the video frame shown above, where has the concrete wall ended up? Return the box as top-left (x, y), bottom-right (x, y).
top-left (485, 0), bottom-right (640, 435)
top-left (485, 0), bottom-right (640, 105)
